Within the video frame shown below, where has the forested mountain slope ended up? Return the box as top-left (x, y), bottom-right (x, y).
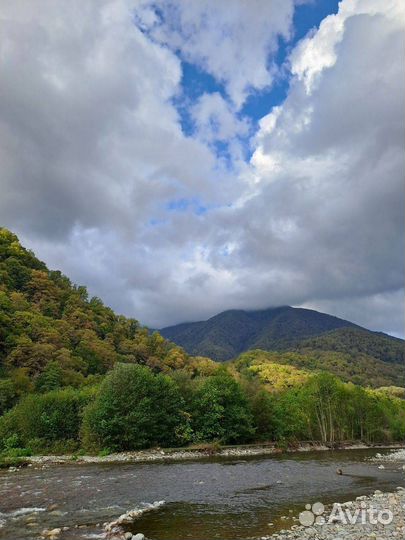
top-left (232, 349), bottom-right (404, 389)
top-left (0, 228), bottom-right (215, 391)
top-left (0, 227), bottom-right (404, 456)
top-left (160, 306), bottom-right (404, 364)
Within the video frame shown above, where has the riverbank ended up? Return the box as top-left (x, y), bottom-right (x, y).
top-left (1, 446), bottom-right (403, 540)
top-left (13, 442), bottom-right (405, 467)
top-left (103, 448), bottom-right (405, 540)
top-left (261, 488), bottom-right (405, 540)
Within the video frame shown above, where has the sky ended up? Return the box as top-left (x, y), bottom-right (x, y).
top-left (0, 0), bottom-right (404, 336)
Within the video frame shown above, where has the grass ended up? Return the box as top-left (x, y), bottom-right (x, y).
top-left (0, 456), bottom-right (30, 468)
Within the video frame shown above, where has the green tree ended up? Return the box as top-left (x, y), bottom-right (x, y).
top-left (0, 388), bottom-right (93, 451)
top-left (191, 369), bottom-right (255, 444)
top-left (0, 379), bottom-right (17, 415)
top-left (81, 363), bottom-right (188, 451)
top-left (35, 361), bottom-right (63, 393)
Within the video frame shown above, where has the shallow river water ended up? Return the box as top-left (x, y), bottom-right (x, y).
top-left (0, 448), bottom-right (403, 540)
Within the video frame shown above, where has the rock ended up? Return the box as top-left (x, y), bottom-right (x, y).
top-left (124, 533), bottom-right (133, 539)
top-left (41, 529), bottom-right (62, 538)
top-left (47, 503), bottom-right (59, 511)
top-left (132, 534), bottom-right (145, 540)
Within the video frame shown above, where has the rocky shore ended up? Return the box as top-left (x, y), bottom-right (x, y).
top-left (261, 488), bottom-right (405, 540)
top-left (24, 442), bottom-right (404, 467)
top-left (104, 502), bottom-right (165, 540)
top-left (370, 448), bottom-right (405, 464)
top-left (3, 446), bottom-right (403, 540)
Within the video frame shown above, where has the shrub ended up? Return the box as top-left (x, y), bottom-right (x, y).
top-left (191, 369), bottom-right (255, 444)
top-left (81, 363), bottom-right (188, 451)
top-left (0, 379), bottom-right (17, 415)
top-left (0, 387), bottom-right (95, 452)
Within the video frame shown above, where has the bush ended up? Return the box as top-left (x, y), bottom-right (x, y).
top-left (191, 369), bottom-right (255, 444)
top-left (0, 387), bottom-right (95, 453)
top-left (81, 363), bottom-right (188, 451)
top-left (0, 379), bottom-right (17, 415)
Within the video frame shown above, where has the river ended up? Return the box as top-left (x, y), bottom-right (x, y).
top-left (0, 448), bottom-right (403, 540)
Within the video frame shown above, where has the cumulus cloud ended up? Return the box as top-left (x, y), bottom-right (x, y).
top-left (0, 0), bottom-right (234, 240)
top-left (144, 0), bottom-right (296, 108)
top-left (190, 92), bottom-right (250, 144)
top-left (0, 0), bottom-right (403, 336)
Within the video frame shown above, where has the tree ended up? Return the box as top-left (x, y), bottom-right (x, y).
top-left (299, 373), bottom-right (344, 444)
top-left (35, 361), bottom-right (63, 393)
top-left (81, 363), bottom-right (188, 451)
top-left (6, 339), bottom-right (57, 375)
top-left (248, 387), bottom-right (276, 441)
top-left (191, 369), bottom-right (255, 444)
top-left (0, 388), bottom-right (93, 450)
top-left (0, 379), bottom-right (17, 415)
top-left (75, 329), bottom-right (117, 374)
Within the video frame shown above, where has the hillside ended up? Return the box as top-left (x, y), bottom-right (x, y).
top-left (0, 226), bottom-right (403, 395)
top-left (160, 306), bottom-right (404, 363)
top-left (233, 349), bottom-right (405, 389)
top-left (0, 227), bottom-right (404, 458)
top-left (297, 327), bottom-right (404, 364)
top-left (0, 228), bottom-right (216, 395)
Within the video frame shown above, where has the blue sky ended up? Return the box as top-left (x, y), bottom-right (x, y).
top-left (176, 1), bottom-right (341, 142)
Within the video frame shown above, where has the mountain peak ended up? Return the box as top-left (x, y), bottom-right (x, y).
top-left (159, 305), bottom-right (401, 362)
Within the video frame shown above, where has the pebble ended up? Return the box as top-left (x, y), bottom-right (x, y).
top-left (261, 489), bottom-right (405, 540)
top-left (41, 528), bottom-right (62, 539)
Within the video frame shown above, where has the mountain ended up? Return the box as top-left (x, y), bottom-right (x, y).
top-left (1, 226), bottom-right (403, 393)
top-left (0, 227), bottom-right (215, 389)
top-left (233, 348), bottom-right (404, 389)
top-left (160, 306), bottom-right (404, 363)
top-left (1, 227), bottom-right (404, 459)
top-left (297, 327), bottom-right (404, 364)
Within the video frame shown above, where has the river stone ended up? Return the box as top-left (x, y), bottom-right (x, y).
top-left (132, 534), bottom-right (145, 540)
top-left (42, 529), bottom-right (62, 538)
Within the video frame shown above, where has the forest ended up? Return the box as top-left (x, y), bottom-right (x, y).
top-left (0, 227), bottom-right (404, 458)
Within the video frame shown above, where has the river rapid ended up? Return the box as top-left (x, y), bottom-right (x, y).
top-left (0, 448), bottom-right (403, 540)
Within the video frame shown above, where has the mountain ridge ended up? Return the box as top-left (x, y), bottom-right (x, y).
top-left (160, 306), bottom-right (404, 362)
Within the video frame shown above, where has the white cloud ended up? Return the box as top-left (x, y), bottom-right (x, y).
top-left (0, 0), bottom-right (403, 337)
top-left (191, 92), bottom-right (250, 143)
top-left (289, 0), bottom-right (404, 94)
top-left (144, 0), bottom-right (296, 108)
top-left (0, 0), bottom-right (236, 239)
